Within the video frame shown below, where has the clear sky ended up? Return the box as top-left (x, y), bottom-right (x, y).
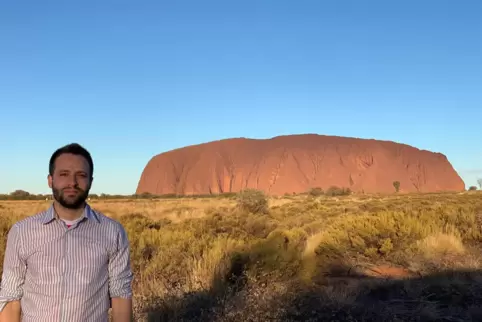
top-left (0, 0), bottom-right (481, 195)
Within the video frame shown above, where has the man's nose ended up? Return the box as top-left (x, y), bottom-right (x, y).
top-left (67, 174), bottom-right (78, 186)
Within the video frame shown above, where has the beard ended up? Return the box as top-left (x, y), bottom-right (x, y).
top-left (52, 185), bottom-right (90, 209)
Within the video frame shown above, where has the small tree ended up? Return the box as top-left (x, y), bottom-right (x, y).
top-left (308, 187), bottom-right (323, 196)
top-left (393, 181), bottom-right (400, 193)
top-left (236, 189), bottom-right (269, 214)
top-left (469, 186), bottom-right (478, 191)
top-left (478, 178), bottom-right (482, 189)
top-left (325, 186), bottom-right (351, 196)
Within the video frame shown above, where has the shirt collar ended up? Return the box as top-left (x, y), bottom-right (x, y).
top-left (42, 202), bottom-right (100, 225)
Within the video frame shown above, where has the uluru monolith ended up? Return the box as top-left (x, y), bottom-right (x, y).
top-left (135, 134), bottom-right (465, 195)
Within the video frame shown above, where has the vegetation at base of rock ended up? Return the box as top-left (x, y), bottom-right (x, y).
top-left (1, 190), bottom-right (482, 321)
top-left (308, 187), bottom-right (324, 196)
top-left (393, 180), bottom-right (400, 192)
top-left (235, 189), bottom-right (269, 214)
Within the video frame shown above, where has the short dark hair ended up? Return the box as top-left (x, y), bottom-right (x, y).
top-left (49, 143), bottom-right (94, 177)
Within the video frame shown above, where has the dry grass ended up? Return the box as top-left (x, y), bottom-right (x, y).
top-left (1, 190), bottom-right (482, 321)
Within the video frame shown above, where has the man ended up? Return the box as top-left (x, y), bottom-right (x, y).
top-left (0, 143), bottom-right (133, 322)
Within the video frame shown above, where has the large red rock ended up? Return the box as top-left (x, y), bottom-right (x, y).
top-left (135, 134), bottom-right (465, 195)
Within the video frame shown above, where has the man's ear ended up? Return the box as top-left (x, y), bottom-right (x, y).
top-left (48, 174), bottom-right (53, 188)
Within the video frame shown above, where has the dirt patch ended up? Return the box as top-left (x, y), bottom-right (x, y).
top-left (361, 264), bottom-right (414, 279)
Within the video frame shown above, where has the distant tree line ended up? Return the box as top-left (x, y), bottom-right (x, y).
top-left (307, 186), bottom-right (352, 197)
top-left (2, 181), bottom-right (481, 201)
top-left (0, 190), bottom-right (50, 200)
top-left (0, 190), bottom-right (239, 201)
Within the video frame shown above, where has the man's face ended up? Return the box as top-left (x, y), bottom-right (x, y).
top-left (48, 153), bottom-right (92, 209)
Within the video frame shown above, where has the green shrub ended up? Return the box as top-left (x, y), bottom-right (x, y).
top-left (246, 228), bottom-right (307, 280)
top-left (236, 189), bottom-right (269, 214)
top-left (393, 181), bottom-right (400, 192)
top-left (308, 187), bottom-right (324, 196)
top-left (325, 186), bottom-right (351, 196)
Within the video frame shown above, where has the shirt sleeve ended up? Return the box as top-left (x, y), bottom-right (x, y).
top-left (0, 223), bottom-right (27, 312)
top-left (108, 224), bottom-right (133, 299)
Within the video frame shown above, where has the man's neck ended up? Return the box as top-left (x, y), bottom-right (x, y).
top-left (53, 201), bottom-right (85, 221)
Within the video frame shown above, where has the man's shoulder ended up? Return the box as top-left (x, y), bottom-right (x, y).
top-left (90, 208), bottom-right (127, 232)
top-left (89, 209), bottom-right (131, 245)
top-left (12, 209), bottom-right (50, 230)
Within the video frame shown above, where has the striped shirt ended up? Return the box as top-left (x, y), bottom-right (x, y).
top-left (0, 203), bottom-right (133, 322)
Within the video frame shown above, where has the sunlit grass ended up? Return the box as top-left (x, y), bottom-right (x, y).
top-left (1, 190), bottom-right (482, 321)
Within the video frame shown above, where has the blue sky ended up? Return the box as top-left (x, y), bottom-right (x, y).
top-left (0, 0), bottom-right (481, 194)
